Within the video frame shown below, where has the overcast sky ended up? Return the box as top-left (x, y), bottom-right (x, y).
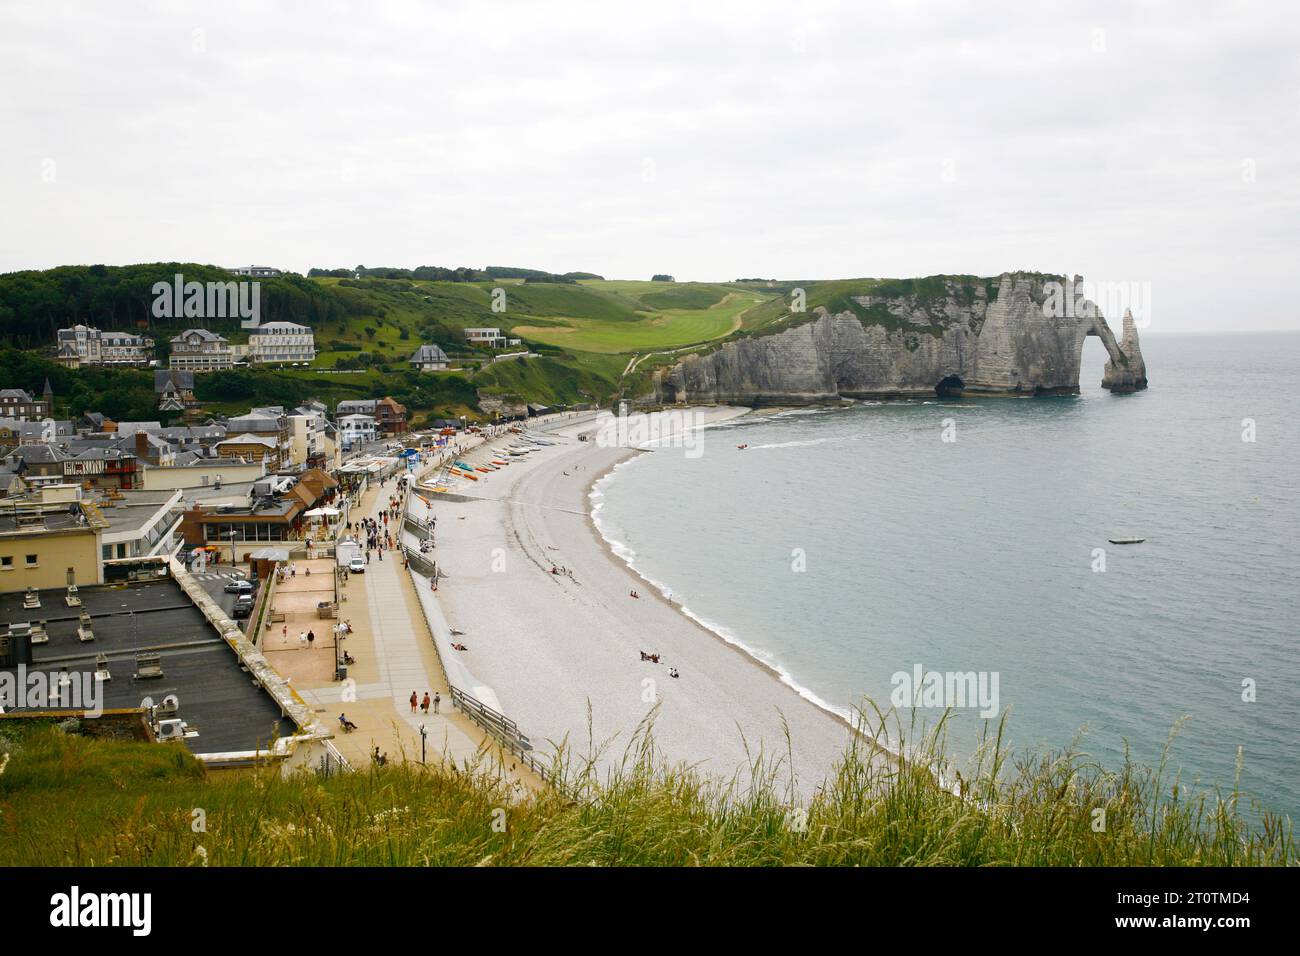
top-left (1, 0), bottom-right (1297, 331)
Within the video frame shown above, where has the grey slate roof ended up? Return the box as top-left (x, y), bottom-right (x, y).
top-left (410, 344), bottom-right (450, 364)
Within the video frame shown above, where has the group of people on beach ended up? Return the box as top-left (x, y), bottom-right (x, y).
top-left (409, 690), bottom-right (441, 714)
top-left (639, 650), bottom-right (680, 679)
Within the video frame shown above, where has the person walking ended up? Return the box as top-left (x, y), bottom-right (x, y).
top-left (409, 691), bottom-right (418, 713)
top-left (432, 692), bottom-right (440, 714)
top-left (421, 692), bottom-right (430, 714)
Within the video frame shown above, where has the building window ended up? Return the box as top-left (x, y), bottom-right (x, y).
top-left (0, 556), bottom-right (12, 568)
top-left (25, 554), bottom-right (38, 567)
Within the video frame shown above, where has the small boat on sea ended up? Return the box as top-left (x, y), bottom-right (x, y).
top-left (1108, 537), bottom-right (1146, 545)
top-left (737, 444), bottom-right (748, 450)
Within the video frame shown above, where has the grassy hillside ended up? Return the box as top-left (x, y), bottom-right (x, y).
top-left (0, 266), bottom-right (1065, 413)
top-left (0, 717), bottom-right (1290, 867)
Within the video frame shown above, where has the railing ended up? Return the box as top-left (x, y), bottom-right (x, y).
top-left (249, 566), bottom-right (278, 648)
top-left (317, 739), bottom-right (352, 778)
top-left (403, 546), bottom-right (437, 581)
top-left (449, 685), bottom-right (550, 782)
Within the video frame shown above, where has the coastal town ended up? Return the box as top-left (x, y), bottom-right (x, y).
top-left (0, 304), bottom-right (573, 782)
top-left (0, 306), bottom-right (849, 794)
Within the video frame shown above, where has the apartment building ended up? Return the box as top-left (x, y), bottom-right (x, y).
top-left (373, 397), bottom-right (408, 436)
top-left (338, 414), bottom-right (378, 449)
top-left (169, 329), bottom-right (235, 372)
top-left (55, 325), bottom-right (154, 368)
top-left (249, 322), bottom-right (316, 365)
top-left (0, 486), bottom-right (108, 591)
top-left (0, 384), bottom-right (52, 421)
top-left (223, 407), bottom-right (291, 469)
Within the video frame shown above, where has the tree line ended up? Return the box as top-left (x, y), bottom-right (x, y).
top-left (0, 263), bottom-right (367, 348)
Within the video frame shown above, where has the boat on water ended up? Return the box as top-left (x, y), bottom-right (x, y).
top-left (737, 444), bottom-right (749, 450)
top-left (1108, 537), bottom-right (1146, 545)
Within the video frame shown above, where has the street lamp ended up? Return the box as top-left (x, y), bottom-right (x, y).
top-left (420, 724), bottom-right (427, 764)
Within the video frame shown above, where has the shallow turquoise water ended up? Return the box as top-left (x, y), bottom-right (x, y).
top-left (593, 333), bottom-right (1300, 819)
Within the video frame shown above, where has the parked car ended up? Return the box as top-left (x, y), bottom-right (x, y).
top-left (232, 595), bottom-right (255, 618)
top-left (348, 556), bottom-right (366, 574)
top-left (223, 579), bottom-right (253, 594)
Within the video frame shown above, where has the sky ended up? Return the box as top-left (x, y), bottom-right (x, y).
top-left (1, 0), bottom-right (1297, 332)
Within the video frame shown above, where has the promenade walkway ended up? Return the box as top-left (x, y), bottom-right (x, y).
top-left (296, 461), bottom-right (538, 789)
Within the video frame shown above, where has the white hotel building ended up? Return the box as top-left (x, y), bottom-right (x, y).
top-left (249, 322), bottom-right (316, 365)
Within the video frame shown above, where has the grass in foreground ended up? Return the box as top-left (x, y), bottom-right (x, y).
top-left (0, 712), bottom-right (1291, 867)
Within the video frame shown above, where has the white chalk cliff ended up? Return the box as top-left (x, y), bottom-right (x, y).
top-left (651, 274), bottom-right (1147, 404)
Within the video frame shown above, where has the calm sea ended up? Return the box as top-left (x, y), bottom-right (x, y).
top-left (592, 333), bottom-right (1300, 819)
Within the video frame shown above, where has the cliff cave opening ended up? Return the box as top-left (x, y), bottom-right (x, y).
top-left (935, 374), bottom-right (964, 398)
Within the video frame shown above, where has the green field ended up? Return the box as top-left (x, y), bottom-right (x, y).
top-left (513, 285), bottom-right (776, 354)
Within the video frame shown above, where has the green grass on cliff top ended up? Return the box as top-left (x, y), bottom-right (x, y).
top-left (513, 285), bottom-right (775, 354)
top-left (0, 711), bottom-right (1290, 867)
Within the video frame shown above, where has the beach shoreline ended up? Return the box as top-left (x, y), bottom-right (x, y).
top-left (412, 408), bottom-right (864, 796)
top-left (582, 449), bottom-right (871, 742)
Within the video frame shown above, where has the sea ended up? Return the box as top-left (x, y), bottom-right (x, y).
top-left (591, 333), bottom-right (1300, 820)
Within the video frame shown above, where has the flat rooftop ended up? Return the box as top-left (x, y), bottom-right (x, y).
top-left (0, 578), bottom-right (295, 754)
top-left (0, 508), bottom-right (90, 535)
top-left (194, 496), bottom-right (299, 520)
top-left (96, 491), bottom-right (181, 536)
